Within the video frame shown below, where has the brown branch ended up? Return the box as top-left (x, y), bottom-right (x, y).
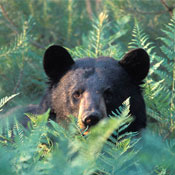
top-left (85, 0), bottom-right (93, 20)
top-left (130, 8), bottom-right (167, 15)
top-left (0, 3), bottom-right (19, 34)
top-left (160, 0), bottom-right (173, 16)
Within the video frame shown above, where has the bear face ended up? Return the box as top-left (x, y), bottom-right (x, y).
top-left (43, 45), bottom-right (150, 133)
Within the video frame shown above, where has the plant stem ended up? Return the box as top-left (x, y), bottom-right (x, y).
top-left (95, 13), bottom-right (107, 57)
top-left (170, 17), bottom-right (175, 131)
top-left (67, 0), bottom-right (73, 42)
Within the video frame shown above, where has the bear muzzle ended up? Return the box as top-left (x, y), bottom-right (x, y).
top-left (82, 111), bottom-right (101, 128)
top-left (77, 90), bottom-right (107, 134)
top-left (78, 110), bottom-right (106, 135)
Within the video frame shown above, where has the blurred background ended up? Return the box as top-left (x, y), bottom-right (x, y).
top-left (0, 0), bottom-right (174, 107)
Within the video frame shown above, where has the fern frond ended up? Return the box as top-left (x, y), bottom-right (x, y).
top-left (0, 17), bottom-right (33, 58)
top-left (129, 19), bottom-right (175, 136)
top-left (79, 13), bottom-right (129, 59)
top-left (129, 20), bottom-right (162, 78)
top-left (12, 119), bottom-right (24, 143)
top-left (86, 12), bottom-right (108, 57)
top-left (158, 15), bottom-right (175, 129)
top-left (129, 20), bottom-right (154, 51)
top-left (0, 93), bottom-right (19, 111)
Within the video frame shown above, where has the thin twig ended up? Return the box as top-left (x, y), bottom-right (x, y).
top-left (128, 8), bottom-right (167, 15)
top-left (160, 0), bottom-right (173, 16)
top-left (0, 3), bottom-right (19, 33)
top-left (85, 0), bottom-right (93, 20)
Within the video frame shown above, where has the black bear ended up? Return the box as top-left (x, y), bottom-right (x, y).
top-left (27, 45), bottom-right (150, 134)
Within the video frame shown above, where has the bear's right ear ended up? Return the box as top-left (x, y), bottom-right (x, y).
top-left (43, 45), bottom-right (74, 80)
top-left (119, 48), bottom-right (150, 82)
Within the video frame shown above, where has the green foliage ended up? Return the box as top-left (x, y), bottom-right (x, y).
top-left (127, 14), bottom-right (175, 138)
top-left (145, 15), bottom-right (175, 137)
top-left (1, 100), bottom-right (175, 175)
top-left (0, 98), bottom-right (133, 175)
top-left (1, 1), bottom-right (175, 174)
top-left (69, 12), bottom-right (128, 62)
top-left (0, 93), bottom-right (19, 111)
top-left (0, 19), bottom-right (46, 104)
top-left (0, 0), bottom-right (174, 101)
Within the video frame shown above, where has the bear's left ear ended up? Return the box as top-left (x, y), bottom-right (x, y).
top-left (119, 48), bottom-right (150, 82)
top-left (43, 45), bottom-right (74, 80)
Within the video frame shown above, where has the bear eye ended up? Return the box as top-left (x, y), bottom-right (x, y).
top-left (104, 87), bottom-right (113, 103)
top-left (73, 90), bottom-right (83, 100)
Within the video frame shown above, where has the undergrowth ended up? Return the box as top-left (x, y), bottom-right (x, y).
top-left (0, 10), bottom-right (175, 175)
top-left (1, 95), bottom-right (175, 175)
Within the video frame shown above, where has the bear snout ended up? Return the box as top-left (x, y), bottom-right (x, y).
top-left (82, 112), bottom-right (101, 128)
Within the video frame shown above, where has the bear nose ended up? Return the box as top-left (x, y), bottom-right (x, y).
top-left (83, 112), bottom-right (101, 127)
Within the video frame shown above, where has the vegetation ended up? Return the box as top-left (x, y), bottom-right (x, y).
top-left (0, 0), bottom-right (175, 174)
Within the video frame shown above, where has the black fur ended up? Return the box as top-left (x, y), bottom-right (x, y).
top-left (26, 45), bottom-right (150, 133)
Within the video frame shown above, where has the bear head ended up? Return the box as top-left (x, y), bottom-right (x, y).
top-left (43, 45), bottom-right (150, 133)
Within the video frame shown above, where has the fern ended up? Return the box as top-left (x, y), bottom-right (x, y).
top-left (69, 12), bottom-right (129, 60)
top-left (0, 93), bottom-right (19, 111)
top-left (129, 17), bottom-right (175, 137)
top-left (152, 14), bottom-right (175, 136)
top-left (129, 20), bottom-right (153, 50)
top-left (0, 98), bottom-right (134, 175)
top-left (1, 100), bottom-right (175, 174)
top-left (91, 12), bottom-right (108, 57)
top-left (0, 17), bottom-right (32, 58)
top-left (1, 2), bottom-right (175, 174)
top-left (68, 12), bottom-right (109, 59)
top-left (159, 15), bottom-right (175, 124)
top-left (129, 20), bottom-right (163, 76)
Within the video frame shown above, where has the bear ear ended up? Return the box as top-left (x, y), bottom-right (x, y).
top-left (119, 48), bottom-right (150, 82)
top-left (43, 45), bottom-right (74, 80)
